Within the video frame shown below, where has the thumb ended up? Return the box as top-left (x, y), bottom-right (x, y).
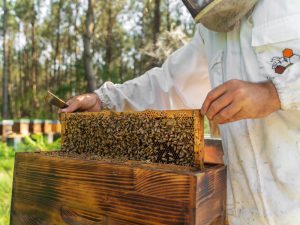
top-left (61, 100), bottom-right (80, 113)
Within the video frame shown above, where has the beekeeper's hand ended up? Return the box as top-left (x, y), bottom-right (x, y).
top-left (201, 79), bottom-right (281, 124)
top-left (59, 93), bottom-right (102, 113)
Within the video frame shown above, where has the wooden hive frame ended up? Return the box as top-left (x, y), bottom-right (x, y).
top-left (60, 110), bottom-right (204, 168)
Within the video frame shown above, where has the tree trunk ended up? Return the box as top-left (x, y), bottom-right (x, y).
top-left (45, 59), bottom-right (49, 90)
top-left (31, 8), bottom-right (39, 108)
top-left (53, 0), bottom-right (63, 87)
top-left (66, 8), bottom-right (72, 87)
top-left (119, 48), bottom-right (124, 83)
top-left (151, 0), bottom-right (161, 67)
top-left (17, 33), bottom-right (23, 117)
top-left (166, 0), bottom-right (171, 31)
top-left (105, 1), bottom-right (113, 71)
top-left (7, 36), bottom-right (13, 117)
top-left (83, 0), bottom-right (96, 92)
top-left (153, 0), bottom-right (161, 45)
top-left (2, 0), bottom-right (9, 119)
top-left (74, 0), bottom-right (80, 94)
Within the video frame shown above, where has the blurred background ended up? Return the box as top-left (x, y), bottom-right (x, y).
top-left (0, 0), bottom-right (199, 224)
top-left (0, 0), bottom-right (195, 119)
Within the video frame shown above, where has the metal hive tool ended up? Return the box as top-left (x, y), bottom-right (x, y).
top-left (60, 110), bottom-right (204, 168)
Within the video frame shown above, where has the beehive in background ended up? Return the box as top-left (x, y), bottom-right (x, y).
top-left (51, 120), bottom-right (61, 133)
top-left (42, 120), bottom-right (53, 134)
top-left (13, 119), bottom-right (30, 136)
top-left (60, 110), bottom-right (204, 168)
top-left (29, 119), bottom-right (43, 134)
top-left (0, 120), bottom-right (14, 141)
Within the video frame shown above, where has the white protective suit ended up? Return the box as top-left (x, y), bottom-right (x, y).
top-left (95, 0), bottom-right (300, 224)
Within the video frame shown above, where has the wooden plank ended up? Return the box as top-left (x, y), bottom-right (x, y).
top-left (195, 166), bottom-right (227, 225)
top-left (134, 169), bottom-right (193, 204)
top-left (11, 152), bottom-right (226, 225)
top-left (11, 153), bottom-right (190, 224)
top-left (204, 138), bottom-right (224, 165)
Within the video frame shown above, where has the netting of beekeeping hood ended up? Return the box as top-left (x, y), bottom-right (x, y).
top-left (60, 110), bottom-right (204, 168)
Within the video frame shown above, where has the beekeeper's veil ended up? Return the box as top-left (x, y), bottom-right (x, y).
top-left (182, 0), bottom-right (258, 32)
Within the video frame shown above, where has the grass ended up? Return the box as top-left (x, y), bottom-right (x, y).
top-left (0, 135), bottom-right (61, 225)
top-left (0, 143), bottom-right (15, 225)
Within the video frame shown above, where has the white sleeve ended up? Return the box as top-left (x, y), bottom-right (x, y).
top-left (94, 25), bottom-right (210, 112)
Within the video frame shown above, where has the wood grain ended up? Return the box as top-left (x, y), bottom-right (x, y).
top-left (195, 167), bottom-right (227, 225)
top-left (203, 139), bottom-right (224, 165)
top-left (11, 152), bottom-right (226, 225)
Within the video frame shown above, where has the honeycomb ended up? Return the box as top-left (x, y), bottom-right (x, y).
top-left (60, 110), bottom-right (204, 168)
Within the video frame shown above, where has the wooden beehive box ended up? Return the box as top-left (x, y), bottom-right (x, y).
top-left (52, 120), bottom-right (61, 133)
top-left (42, 120), bottom-right (53, 134)
top-left (29, 119), bottom-right (43, 134)
top-left (0, 120), bottom-right (14, 138)
top-left (11, 111), bottom-right (227, 225)
top-left (13, 119), bottom-right (30, 135)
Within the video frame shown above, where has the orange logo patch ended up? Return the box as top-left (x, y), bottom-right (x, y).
top-left (271, 48), bottom-right (300, 74)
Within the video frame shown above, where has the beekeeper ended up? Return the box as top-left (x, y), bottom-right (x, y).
top-left (61, 0), bottom-right (300, 224)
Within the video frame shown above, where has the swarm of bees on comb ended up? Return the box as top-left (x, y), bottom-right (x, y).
top-left (60, 110), bottom-right (203, 168)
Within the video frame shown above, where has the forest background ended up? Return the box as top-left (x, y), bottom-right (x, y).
top-left (0, 0), bottom-right (196, 119)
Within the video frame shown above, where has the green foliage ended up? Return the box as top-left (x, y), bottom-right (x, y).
top-left (0, 143), bottom-right (14, 225)
top-left (0, 167), bottom-right (13, 225)
top-left (17, 134), bottom-right (61, 152)
top-left (0, 142), bottom-right (15, 158)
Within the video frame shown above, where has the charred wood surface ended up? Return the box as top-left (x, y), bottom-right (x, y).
top-left (11, 152), bottom-right (226, 225)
